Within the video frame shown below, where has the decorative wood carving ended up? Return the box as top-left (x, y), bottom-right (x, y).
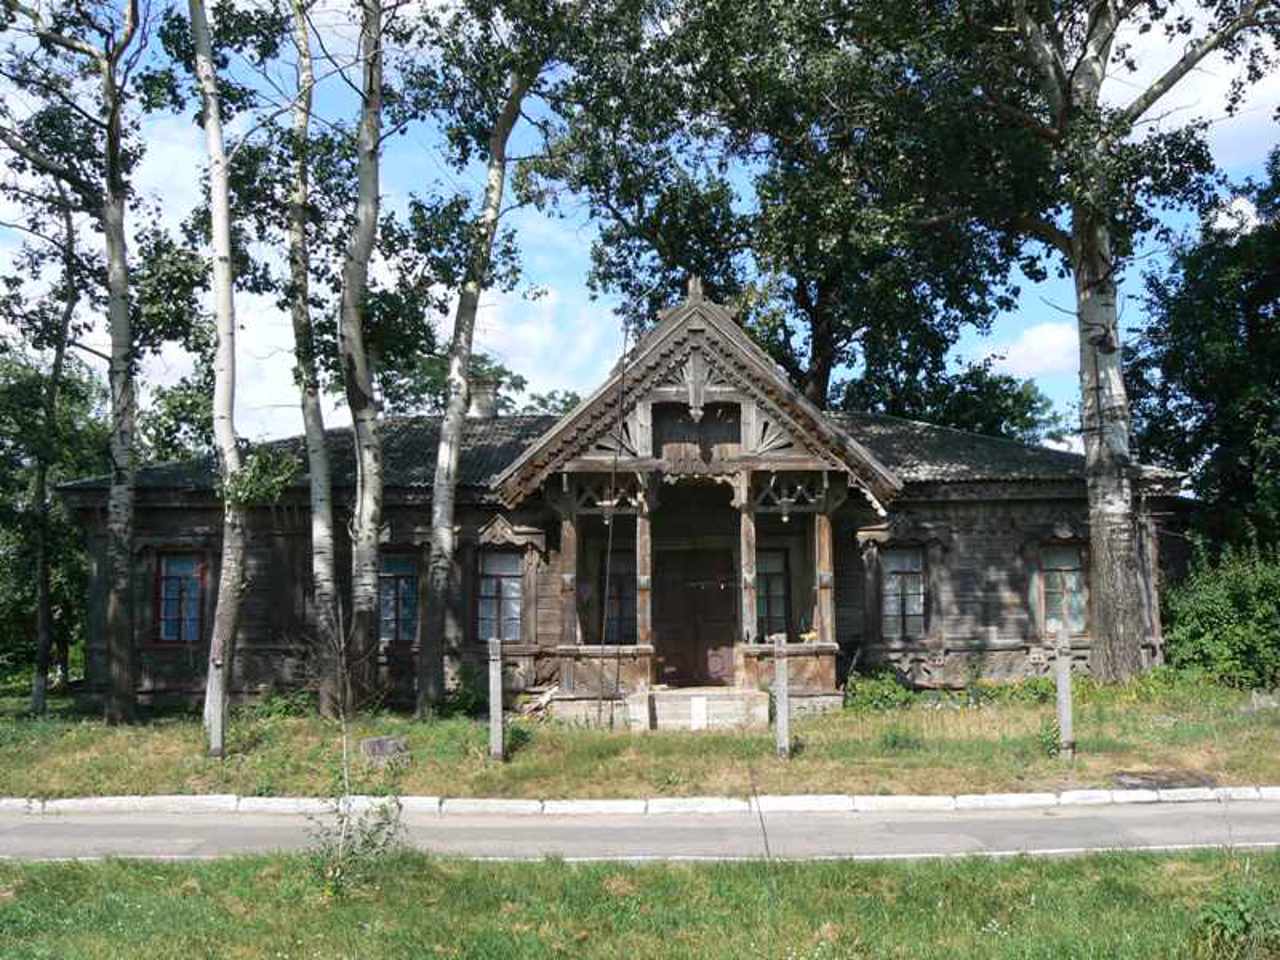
top-left (476, 515), bottom-right (546, 552)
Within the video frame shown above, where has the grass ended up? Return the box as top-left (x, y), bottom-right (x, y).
top-left (1, 671), bottom-right (1278, 799)
top-left (0, 850), bottom-right (1277, 958)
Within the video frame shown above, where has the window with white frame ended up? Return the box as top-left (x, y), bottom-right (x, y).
top-left (1041, 544), bottom-right (1087, 637)
top-left (478, 551), bottom-right (523, 642)
top-left (881, 547), bottom-right (925, 640)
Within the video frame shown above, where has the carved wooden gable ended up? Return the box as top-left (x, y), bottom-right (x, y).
top-left (493, 287), bottom-right (902, 508)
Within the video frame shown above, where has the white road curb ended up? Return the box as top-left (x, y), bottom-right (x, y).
top-left (751, 794), bottom-right (854, 814)
top-left (544, 799), bottom-right (648, 816)
top-left (6, 785), bottom-right (1277, 817)
top-left (647, 797), bottom-right (751, 815)
top-left (853, 795), bottom-right (957, 813)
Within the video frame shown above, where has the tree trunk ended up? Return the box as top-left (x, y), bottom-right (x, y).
top-left (1072, 213), bottom-right (1146, 681)
top-left (29, 200), bottom-right (77, 715)
top-left (189, 0), bottom-right (246, 756)
top-left (287, 0), bottom-right (343, 718)
top-left (418, 70), bottom-right (531, 715)
top-left (337, 0), bottom-right (384, 711)
top-left (102, 136), bottom-right (136, 726)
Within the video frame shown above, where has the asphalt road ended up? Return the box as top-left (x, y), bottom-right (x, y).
top-left (2, 800), bottom-right (1278, 862)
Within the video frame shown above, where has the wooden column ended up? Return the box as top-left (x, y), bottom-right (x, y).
top-left (739, 472), bottom-right (757, 645)
top-left (560, 512), bottom-right (578, 645)
top-left (636, 510), bottom-right (652, 646)
top-left (861, 539), bottom-right (880, 647)
top-left (814, 511), bottom-right (835, 646)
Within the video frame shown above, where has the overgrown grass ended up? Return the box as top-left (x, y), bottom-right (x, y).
top-left (1, 671), bottom-right (1277, 799)
top-left (0, 850), bottom-right (1277, 958)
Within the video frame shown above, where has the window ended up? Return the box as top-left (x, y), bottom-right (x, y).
top-left (882, 547), bottom-right (925, 640)
top-left (1042, 544), bottom-right (1087, 637)
top-left (603, 552), bottom-right (637, 645)
top-left (378, 555), bottom-right (418, 647)
top-left (756, 549), bottom-right (790, 641)
top-left (156, 553), bottom-right (203, 643)
top-left (478, 551), bottom-right (523, 642)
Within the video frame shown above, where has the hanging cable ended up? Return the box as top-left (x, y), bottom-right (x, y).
top-left (596, 320), bottom-right (631, 728)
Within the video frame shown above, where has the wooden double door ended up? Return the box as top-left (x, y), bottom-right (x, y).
top-left (653, 549), bottom-right (738, 685)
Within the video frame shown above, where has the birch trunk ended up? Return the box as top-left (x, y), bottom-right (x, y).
top-left (30, 202), bottom-right (77, 715)
top-left (418, 70), bottom-right (530, 714)
top-left (102, 78), bottom-right (136, 726)
top-left (287, 0), bottom-right (342, 718)
top-left (338, 0), bottom-right (384, 711)
top-left (190, 0), bottom-right (246, 756)
top-left (1072, 214), bottom-right (1146, 680)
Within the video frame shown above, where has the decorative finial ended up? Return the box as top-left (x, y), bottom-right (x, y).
top-left (686, 275), bottom-right (704, 301)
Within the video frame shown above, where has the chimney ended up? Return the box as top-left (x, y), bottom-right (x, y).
top-left (466, 378), bottom-right (500, 419)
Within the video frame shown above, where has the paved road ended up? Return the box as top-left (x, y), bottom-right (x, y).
top-left (1, 801), bottom-right (1278, 862)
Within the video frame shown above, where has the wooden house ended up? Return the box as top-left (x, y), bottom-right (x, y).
top-left (61, 286), bottom-right (1184, 726)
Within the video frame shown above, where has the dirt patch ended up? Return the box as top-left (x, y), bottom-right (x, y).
top-left (1111, 769), bottom-right (1217, 789)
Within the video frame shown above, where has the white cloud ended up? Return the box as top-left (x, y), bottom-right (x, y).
top-left (1211, 195), bottom-right (1262, 233)
top-left (1102, 8), bottom-right (1280, 171)
top-left (987, 321), bottom-right (1079, 379)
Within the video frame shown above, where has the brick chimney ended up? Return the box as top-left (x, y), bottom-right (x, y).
top-left (466, 378), bottom-right (500, 419)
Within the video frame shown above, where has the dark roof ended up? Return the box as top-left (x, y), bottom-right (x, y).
top-left (60, 411), bottom-right (1097, 495)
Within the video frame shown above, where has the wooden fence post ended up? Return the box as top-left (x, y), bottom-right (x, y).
top-left (488, 638), bottom-right (504, 761)
top-left (1055, 626), bottom-right (1075, 760)
top-left (774, 631), bottom-right (790, 759)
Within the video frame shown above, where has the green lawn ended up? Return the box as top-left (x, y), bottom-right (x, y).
top-left (1, 673), bottom-right (1278, 799)
top-left (1, 850), bottom-right (1277, 958)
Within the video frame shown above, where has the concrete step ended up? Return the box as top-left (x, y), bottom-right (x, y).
top-left (625, 687), bottom-right (770, 731)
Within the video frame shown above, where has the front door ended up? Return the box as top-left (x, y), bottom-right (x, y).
top-left (653, 549), bottom-right (737, 685)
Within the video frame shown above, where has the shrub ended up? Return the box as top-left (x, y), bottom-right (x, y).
top-left (843, 668), bottom-right (916, 711)
top-left (1165, 541), bottom-right (1280, 689)
top-left (1194, 880), bottom-right (1280, 959)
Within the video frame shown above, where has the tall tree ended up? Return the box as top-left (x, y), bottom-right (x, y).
top-left (413, 0), bottom-right (611, 711)
top-left (535, 0), bottom-right (1021, 408)
top-left (0, 190), bottom-right (96, 710)
top-left (337, 0), bottom-right (387, 710)
top-left (905, 0), bottom-right (1278, 679)
top-left (188, 0), bottom-right (246, 757)
top-left (1128, 147), bottom-right (1280, 544)
top-left (0, 0), bottom-right (149, 721)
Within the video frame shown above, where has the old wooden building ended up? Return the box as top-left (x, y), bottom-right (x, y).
top-left (62, 287), bottom-right (1183, 725)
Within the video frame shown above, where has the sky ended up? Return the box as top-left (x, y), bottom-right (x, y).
top-left (2, 5), bottom-right (1278, 450)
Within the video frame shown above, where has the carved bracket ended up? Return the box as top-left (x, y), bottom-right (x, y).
top-left (476, 515), bottom-right (546, 552)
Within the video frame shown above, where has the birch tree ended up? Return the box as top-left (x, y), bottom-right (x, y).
top-left (0, 0), bottom-right (148, 722)
top-left (187, 0), bottom-right (246, 757)
top-left (337, 0), bottom-right (386, 709)
top-left (916, 0), bottom-right (1279, 680)
top-left (414, 0), bottom-right (603, 711)
top-left (284, 0), bottom-right (343, 718)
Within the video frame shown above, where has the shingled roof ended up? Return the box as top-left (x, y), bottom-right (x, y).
top-left (61, 411), bottom-right (1097, 495)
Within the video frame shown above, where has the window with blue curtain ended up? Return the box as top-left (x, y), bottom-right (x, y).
top-left (157, 554), bottom-right (203, 643)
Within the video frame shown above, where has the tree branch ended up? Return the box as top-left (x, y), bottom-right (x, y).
top-left (1121, 3), bottom-right (1269, 124)
top-left (1010, 213), bottom-right (1071, 257)
top-left (0, 124), bottom-right (96, 199)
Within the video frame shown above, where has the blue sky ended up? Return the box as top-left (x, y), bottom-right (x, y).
top-left (3, 8), bottom-right (1277, 448)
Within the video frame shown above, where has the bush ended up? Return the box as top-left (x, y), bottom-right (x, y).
top-left (843, 668), bottom-right (916, 711)
top-left (1194, 880), bottom-right (1280, 959)
top-left (1165, 541), bottom-right (1280, 689)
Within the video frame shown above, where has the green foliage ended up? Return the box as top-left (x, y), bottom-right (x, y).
top-left (441, 662), bottom-right (490, 718)
top-left (1194, 878), bottom-right (1280, 960)
top-left (1165, 541), bottom-right (1280, 689)
top-left (843, 668), bottom-right (915, 712)
top-left (307, 797), bottom-right (405, 899)
top-left (1037, 716), bottom-right (1061, 759)
top-left (1128, 146), bottom-right (1280, 545)
top-left (841, 360), bottom-right (1067, 446)
top-left (220, 446), bottom-right (301, 506)
top-left (520, 389), bottom-right (581, 416)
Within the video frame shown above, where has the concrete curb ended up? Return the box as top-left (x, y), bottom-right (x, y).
top-left (9, 786), bottom-right (1279, 817)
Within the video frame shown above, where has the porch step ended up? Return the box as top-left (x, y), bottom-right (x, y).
top-left (624, 687), bottom-right (770, 731)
